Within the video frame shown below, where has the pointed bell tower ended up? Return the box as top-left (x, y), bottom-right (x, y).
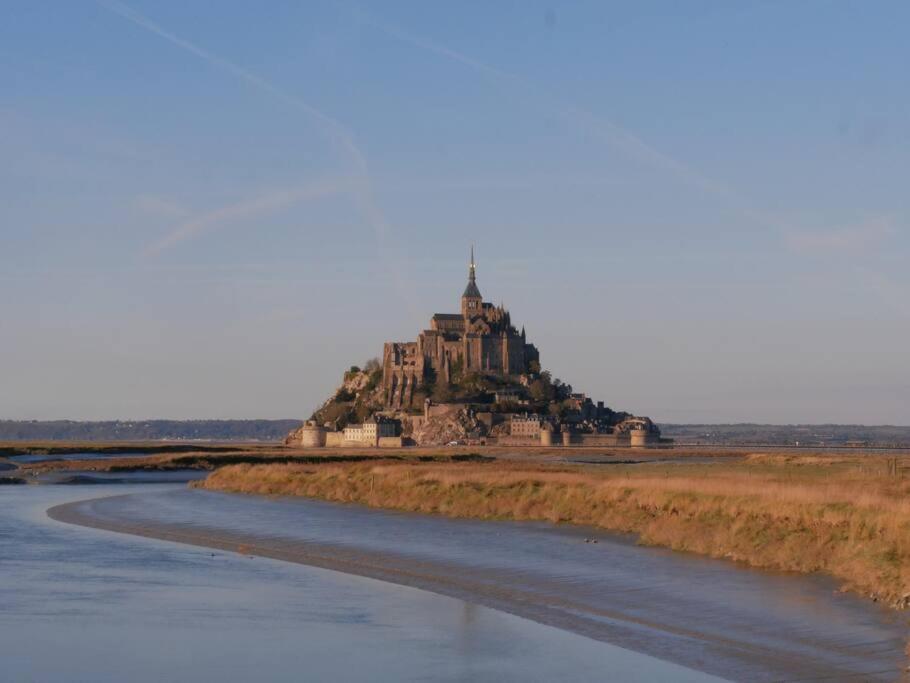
top-left (461, 245), bottom-right (482, 318)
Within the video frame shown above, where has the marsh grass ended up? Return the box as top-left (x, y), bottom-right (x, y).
top-left (199, 453), bottom-right (910, 608)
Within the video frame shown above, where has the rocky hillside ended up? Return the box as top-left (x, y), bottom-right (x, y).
top-left (411, 407), bottom-right (486, 446)
top-left (286, 362), bottom-right (493, 446)
top-left (286, 358), bottom-right (659, 447)
top-left (288, 363), bottom-right (385, 440)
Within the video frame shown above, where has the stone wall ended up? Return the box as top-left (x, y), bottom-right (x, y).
top-left (491, 432), bottom-right (666, 448)
top-left (325, 432), bottom-right (345, 447)
top-left (572, 433), bottom-right (628, 447)
top-left (494, 435), bottom-right (543, 447)
top-left (630, 431), bottom-right (663, 447)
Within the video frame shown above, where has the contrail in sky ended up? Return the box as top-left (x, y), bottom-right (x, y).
top-left (95, 0), bottom-right (393, 254)
top-left (96, 0), bottom-right (415, 310)
top-left (145, 179), bottom-right (350, 257)
top-left (355, 8), bottom-right (765, 225)
top-left (353, 9), bottom-right (518, 84)
top-left (97, 0), bottom-right (361, 170)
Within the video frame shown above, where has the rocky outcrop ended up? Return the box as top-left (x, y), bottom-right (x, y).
top-left (339, 369), bottom-right (373, 396)
top-left (488, 421), bottom-right (511, 437)
top-left (285, 355), bottom-right (662, 447)
top-left (613, 416), bottom-right (660, 435)
top-left (411, 408), bottom-right (487, 446)
top-left (284, 426), bottom-right (303, 446)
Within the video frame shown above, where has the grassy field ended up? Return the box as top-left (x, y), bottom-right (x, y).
top-left (10, 446), bottom-right (496, 474)
top-left (7, 440), bottom-right (740, 474)
top-left (198, 453), bottom-right (910, 610)
top-left (0, 441), bottom-right (269, 457)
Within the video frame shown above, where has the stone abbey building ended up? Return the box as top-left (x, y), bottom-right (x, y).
top-left (290, 247), bottom-right (666, 448)
top-left (383, 250), bottom-right (539, 408)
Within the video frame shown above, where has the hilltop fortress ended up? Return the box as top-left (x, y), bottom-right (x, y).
top-left (383, 248), bottom-right (539, 409)
top-left (291, 250), bottom-right (665, 449)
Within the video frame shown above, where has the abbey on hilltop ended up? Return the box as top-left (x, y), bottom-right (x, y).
top-left (383, 248), bottom-right (539, 408)
top-left (290, 248), bottom-right (666, 449)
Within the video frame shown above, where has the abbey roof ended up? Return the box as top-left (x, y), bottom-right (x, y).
top-left (462, 280), bottom-right (482, 298)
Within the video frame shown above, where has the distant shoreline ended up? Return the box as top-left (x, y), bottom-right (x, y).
top-left (3, 419), bottom-right (910, 449)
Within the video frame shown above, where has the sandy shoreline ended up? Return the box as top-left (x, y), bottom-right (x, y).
top-left (48, 490), bottom-right (910, 681)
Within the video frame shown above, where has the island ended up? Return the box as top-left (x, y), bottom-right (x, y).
top-left (288, 249), bottom-right (669, 449)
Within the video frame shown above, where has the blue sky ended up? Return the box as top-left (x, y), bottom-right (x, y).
top-left (1, 1), bottom-right (908, 423)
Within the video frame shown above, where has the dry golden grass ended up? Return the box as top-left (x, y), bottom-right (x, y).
top-left (199, 454), bottom-right (910, 609)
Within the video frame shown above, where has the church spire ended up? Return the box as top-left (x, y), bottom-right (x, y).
top-left (462, 245), bottom-right (481, 301)
top-left (469, 245), bottom-right (476, 285)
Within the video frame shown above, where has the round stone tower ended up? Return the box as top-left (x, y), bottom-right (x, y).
top-left (540, 424), bottom-right (553, 447)
top-left (630, 430), bottom-right (649, 448)
top-left (300, 420), bottom-right (326, 448)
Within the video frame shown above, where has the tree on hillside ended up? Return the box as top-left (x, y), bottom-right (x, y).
top-left (449, 356), bottom-right (464, 382)
top-left (454, 371), bottom-right (494, 401)
top-left (492, 400), bottom-right (520, 413)
top-left (553, 377), bottom-right (572, 401)
top-left (432, 381), bottom-right (454, 403)
top-left (529, 373), bottom-right (554, 402)
top-left (318, 402), bottom-right (354, 429)
top-left (353, 400), bottom-right (373, 423)
top-left (335, 387), bottom-right (355, 402)
top-left (410, 389), bottom-right (429, 413)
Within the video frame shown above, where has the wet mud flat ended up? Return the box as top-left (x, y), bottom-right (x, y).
top-left (12, 484), bottom-right (715, 683)
top-left (50, 489), bottom-right (910, 682)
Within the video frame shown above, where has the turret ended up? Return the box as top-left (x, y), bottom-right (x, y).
top-left (461, 245), bottom-right (482, 318)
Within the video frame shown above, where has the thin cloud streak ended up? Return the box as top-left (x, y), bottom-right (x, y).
top-left (96, 0), bottom-right (358, 167)
top-left (95, 2), bottom-right (392, 247)
top-left (353, 8), bottom-right (518, 84)
top-left (133, 195), bottom-right (190, 219)
top-left (784, 216), bottom-right (898, 254)
top-left (377, 174), bottom-right (627, 192)
top-left (357, 8), bottom-right (766, 226)
top-left (96, 0), bottom-right (415, 312)
top-left (145, 179), bottom-right (350, 256)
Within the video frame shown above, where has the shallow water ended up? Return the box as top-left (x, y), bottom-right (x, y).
top-left (9, 452), bottom-right (153, 463)
top-left (50, 487), bottom-right (910, 681)
top-left (32, 469), bottom-right (207, 484)
top-left (0, 485), bottom-right (720, 683)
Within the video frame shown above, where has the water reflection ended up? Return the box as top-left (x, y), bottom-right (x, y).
top-left (1, 485), bottom-right (719, 683)
top-left (52, 488), bottom-right (910, 681)
top-left (33, 469), bottom-right (207, 485)
top-left (9, 452), bottom-right (153, 463)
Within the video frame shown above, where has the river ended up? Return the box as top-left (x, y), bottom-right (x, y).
top-left (2, 479), bottom-right (908, 681)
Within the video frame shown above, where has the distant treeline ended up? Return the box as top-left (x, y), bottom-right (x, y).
top-left (0, 420), bottom-right (303, 442)
top-left (660, 423), bottom-right (910, 448)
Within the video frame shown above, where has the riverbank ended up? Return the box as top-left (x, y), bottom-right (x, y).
top-left (198, 454), bottom-right (910, 612)
top-left (23, 486), bottom-right (697, 683)
top-left (9, 443), bottom-right (496, 475)
top-left (0, 440), bottom-right (266, 457)
top-left (9, 441), bottom-right (748, 478)
top-left (48, 487), bottom-right (910, 679)
top-left (15, 438), bottom-right (906, 476)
